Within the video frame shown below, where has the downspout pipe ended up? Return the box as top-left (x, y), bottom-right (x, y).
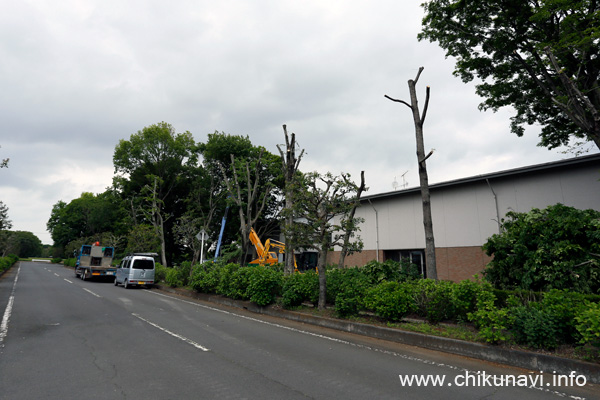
top-left (486, 178), bottom-right (501, 234)
top-left (367, 199), bottom-right (380, 262)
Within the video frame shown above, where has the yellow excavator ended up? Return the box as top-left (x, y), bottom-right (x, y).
top-left (249, 228), bottom-right (297, 271)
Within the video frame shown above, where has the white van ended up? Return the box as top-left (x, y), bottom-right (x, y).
top-left (114, 253), bottom-right (158, 288)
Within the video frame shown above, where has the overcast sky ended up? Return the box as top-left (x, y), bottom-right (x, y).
top-left (1, 0), bottom-right (597, 245)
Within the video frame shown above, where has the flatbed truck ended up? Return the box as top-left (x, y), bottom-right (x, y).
top-left (75, 243), bottom-right (117, 281)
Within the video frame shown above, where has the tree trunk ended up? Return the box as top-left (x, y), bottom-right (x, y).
top-left (407, 75), bottom-right (437, 280)
top-left (317, 246), bottom-right (328, 310)
top-left (386, 67), bottom-right (437, 279)
top-left (277, 125), bottom-right (304, 275)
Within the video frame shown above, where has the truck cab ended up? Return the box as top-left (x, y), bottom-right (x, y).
top-left (114, 253), bottom-right (157, 289)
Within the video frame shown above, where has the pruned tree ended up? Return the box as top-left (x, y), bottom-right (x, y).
top-left (385, 67), bottom-right (438, 280)
top-left (276, 124), bottom-right (305, 275)
top-left (295, 171), bottom-right (365, 309)
top-left (141, 175), bottom-right (170, 267)
top-left (219, 149), bottom-right (274, 265)
top-left (337, 170), bottom-right (367, 268)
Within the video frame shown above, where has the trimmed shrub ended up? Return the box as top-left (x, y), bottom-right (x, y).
top-left (246, 266), bottom-right (283, 306)
top-left (165, 262), bottom-right (192, 288)
top-left (282, 271), bottom-right (319, 308)
top-left (410, 279), bottom-right (456, 324)
top-left (452, 279), bottom-right (492, 322)
top-left (364, 281), bottom-right (413, 321)
top-left (0, 254), bottom-right (18, 272)
top-left (154, 263), bottom-right (167, 283)
top-left (575, 302), bottom-right (600, 348)
top-left (468, 290), bottom-right (513, 344)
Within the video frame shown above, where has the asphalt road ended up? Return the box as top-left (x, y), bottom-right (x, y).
top-left (0, 262), bottom-right (598, 400)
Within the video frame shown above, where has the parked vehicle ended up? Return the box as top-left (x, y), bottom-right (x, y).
top-left (114, 253), bottom-right (158, 289)
top-left (75, 243), bottom-right (117, 281)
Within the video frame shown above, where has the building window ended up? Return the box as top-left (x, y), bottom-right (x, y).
top-left (384, 249), bottom-right (426, 278)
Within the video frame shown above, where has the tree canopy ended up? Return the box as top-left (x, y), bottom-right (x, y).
top-left (419, 0), bottom-right (600, 150)
top-left (482, 204), bottom-right (600, 294)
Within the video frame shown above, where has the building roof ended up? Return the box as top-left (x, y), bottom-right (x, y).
top-left (362, 153), bottom-right (600, 201)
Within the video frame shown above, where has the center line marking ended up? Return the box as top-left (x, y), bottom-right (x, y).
top-left (132, 313), bottom-right (210, 352)
top-left (83, 288), bottom-right (101, 298)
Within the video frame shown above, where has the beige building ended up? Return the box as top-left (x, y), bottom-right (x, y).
top-left (328, 154), bottom-right (600, 282)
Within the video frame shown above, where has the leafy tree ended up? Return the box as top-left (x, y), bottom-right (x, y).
top-left (0, 201), bottom-right (11, 230)
top-left (47, 192), bottom-right (129, 254)
top-left (482, 204), bottom-right (600, 293)
top-left (113, 122), bottom-right (198, 266)
top-left (6, 231), bottom-right (43, 258)
top-left (294, 171), bottom-right (365, 309)
top-left (419, 0), bottom-right (600, 150)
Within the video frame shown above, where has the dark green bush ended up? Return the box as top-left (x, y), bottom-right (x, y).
top-left (364, 281), bottom-right (413, 321)
top-left (452, 279), bottom-right (492, 322)
top-left (246, 266), bottom-right (283, 306)
top-left (282, 271), bottom-right (319, 308)
top-left (154, 263), bottom-right (167, 283)
top-left (361, 259), bottom-right (420, 285)
top-left (510, 304), bottom-right (561, 349)
top-left (483, 204), bottom-right (600, 293)
top-left (0, 254), bottom-right (18, 272)
top-left (409, 279), bottom-right (456, 324)
top-left (326, 267), bottom-right (370, 317)
top-left (575, 302), bottom-right (600, 347)
top-left (165, 261), bottom-right (193, 288)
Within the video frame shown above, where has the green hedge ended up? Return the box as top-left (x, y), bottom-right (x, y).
top-left (179, 259), bottom-right (600, 352)
top-left (0, 254), bottom-right (18, 273)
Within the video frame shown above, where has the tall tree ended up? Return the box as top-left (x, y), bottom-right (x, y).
top-left (295, 171), bottom-right (365, 309)
top-left (0, 201), bottom-right (13, 257)
top-left (386, 67), bottom-right (438, 280)
top-left (113, 122), bottom-right (198, 266)
top-left (276, 125), bottom-right (305, 275)
top-left (419, 0), bottom-right (600, 150)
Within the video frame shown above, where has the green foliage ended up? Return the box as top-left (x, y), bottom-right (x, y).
top-left (409, 279), bottom-right (456, 324)
top-left (326, 267), bottom-right (371, 317)
top-left (483, 204), bottom-right (600, 293)
top-left (246, 266), bottom-right (283, 307)
top-left (165, 262), bottom-right (193, 288)
top-left (575, 302), bottom-right (600, 347)
top-left (510, 304), bottom-right (561, 349)
top-left (281, 271), bottom-right (319, 308)
top-left (154, 263), bottom-right (167, 283)
top-left (452, 278), bottom-right (492, 322)
top-left (63, 258), bottom-right (77, 267)
top-left (0, 254), bottom-right (18, 273)
top-left (361, 259), bottom-right (421, 284)
top-left (419, 0), bottom-right (600, 149)
top-left (364, 281), bottom-right (414, 321)
top-left (468, 290), bottom-right (514, 344)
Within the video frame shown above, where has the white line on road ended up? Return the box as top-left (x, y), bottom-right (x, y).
top-left (0, 264), bottom-right (21, 348)
top-left (83, 288), bottom-right (101, 298)
top-left (54, 273), bottom-right (59, 277)
top-left (132, 313), bottom-right (210, 352)
top-left (145, 290), bottom-right (582, 400)
top-left (64, 279), bottom-right (73, 284)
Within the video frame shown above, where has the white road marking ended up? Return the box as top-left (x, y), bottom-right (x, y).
top-left (83, 288), bottom-right (101, 298)
top-left (132, 313), bottom-right (209, 352)
top-left (145, 289), bottom-right (584, 399)
top-left (54, 273), bottom-right (59, 277)
top-left (0, 264), bottom-right (21, 347)
top-left (64, 279), bottom-right (73, 284)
